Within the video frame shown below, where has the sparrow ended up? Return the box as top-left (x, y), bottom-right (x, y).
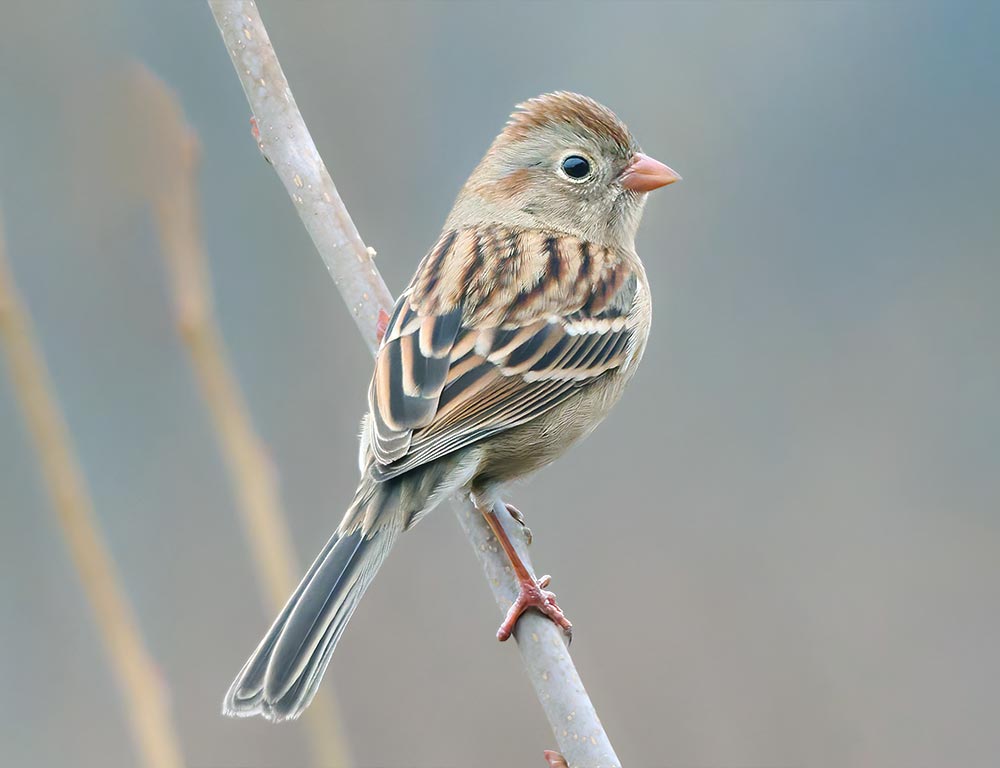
top-left (223, 92), bottom-right (679, 722)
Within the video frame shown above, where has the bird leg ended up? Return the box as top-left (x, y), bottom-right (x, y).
top-left (478, 501), bottom-right (573, 642)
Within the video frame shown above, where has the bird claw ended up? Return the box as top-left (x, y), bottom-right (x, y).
top-left (543, 750), bottom-right (569, 768)
top-left (505, 502), bottom-right (532, 545)
top-left (497, 575), bottom-right (573, 642)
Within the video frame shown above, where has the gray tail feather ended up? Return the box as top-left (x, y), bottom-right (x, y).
top-left (222, 479), bottom-right (403, 722)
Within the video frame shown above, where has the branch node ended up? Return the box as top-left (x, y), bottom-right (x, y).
top-left (249, 115), bottom-right (271, 163)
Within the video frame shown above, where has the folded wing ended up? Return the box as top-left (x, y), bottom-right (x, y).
top-left (368, 225), bottom-right (640, 481)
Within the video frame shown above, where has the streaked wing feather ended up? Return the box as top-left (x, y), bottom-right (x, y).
top-left (367, 225), bottom-right (639, 479)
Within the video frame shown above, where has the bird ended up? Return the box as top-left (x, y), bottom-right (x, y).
top-left (223, 91), bottom-right (679, 722)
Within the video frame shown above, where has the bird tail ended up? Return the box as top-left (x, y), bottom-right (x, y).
top-left (222, 475), bottom-right (405, 722)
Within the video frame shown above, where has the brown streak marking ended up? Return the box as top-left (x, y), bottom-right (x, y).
top-left (533, 330), bottom-right (584, 375)
top-left (501, 327), bottom-right (563, 375)
top-left (432, 371), bottom-right (522, 425)
top-left (586, 262), bottom-right (628, 315)
top-left (438, 229), bottom-right (477, 309)
top-left (418, 316), bottom-right (439, 358)
top-left (450, 331), bottom-right (478, 361)
top-left (501, 92), bottom-right (633, 154)
top-left (577, 330), bottom-right (623, 372)
top-left (561, 331), bottom-right (606, 373)
top-left (490, 168), bottom-right (534, 198)
top-left (412, 229), bottom-right (458, 308)
top-left (432, 368), bottom-right (507, 423)
top-left (488, 321), bottom-right (546, 361)
top-left (444, 352), bottom-right (485, 385)
top-left (459, 231), bottom-right (485, 301)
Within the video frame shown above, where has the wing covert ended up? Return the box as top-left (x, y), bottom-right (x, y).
top-left (367, 225), bottom-right (642, 478)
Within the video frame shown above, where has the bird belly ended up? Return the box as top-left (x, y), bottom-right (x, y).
top-left (470, 368), bottom-right (632, 489)
top-left (471, 282), bottom-right (651, 489)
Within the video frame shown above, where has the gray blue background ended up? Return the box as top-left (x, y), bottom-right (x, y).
top-left (1, 2), bottom-right (998, 766)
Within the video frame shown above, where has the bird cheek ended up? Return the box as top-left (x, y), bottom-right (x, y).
top-left (493, 168), bottom-right (534, 199)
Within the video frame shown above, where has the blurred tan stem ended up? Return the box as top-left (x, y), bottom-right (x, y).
top-left (207, 3), bottom-right (622, 766)
top-left (0, 215), bottom-right (185, 768)
top-left (133, 68), bottom-right (352, 768)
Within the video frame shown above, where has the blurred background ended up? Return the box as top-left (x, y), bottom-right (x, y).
top-left (1, 1), bottom-right (998, 767)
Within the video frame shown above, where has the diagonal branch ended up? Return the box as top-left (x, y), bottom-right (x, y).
top-left (206, 2), bottom-right (622, 765)
top-left (0, 214), bottom-right (185, 768)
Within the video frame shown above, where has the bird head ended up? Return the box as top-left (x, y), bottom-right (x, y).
top-left (447, 91), bottom-right (679, 249)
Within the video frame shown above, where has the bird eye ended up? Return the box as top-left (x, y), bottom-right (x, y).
top-left (560, 155), bottom-right (591, 180)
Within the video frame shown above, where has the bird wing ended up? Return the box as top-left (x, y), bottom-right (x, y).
top-left (367, 225), bottom-right (642, 481)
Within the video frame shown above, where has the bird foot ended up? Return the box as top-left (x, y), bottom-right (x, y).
top-left (497, 573), bottom-right (573, 642)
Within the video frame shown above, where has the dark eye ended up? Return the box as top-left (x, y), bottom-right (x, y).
top-left (561, 155), bottom-right (591, 180)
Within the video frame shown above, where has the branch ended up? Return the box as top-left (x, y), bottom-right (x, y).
top-left (207, 3), bottom-right (622, 765)
top-left (118, 63), bottom-right (353, 768)
top-left (0, 214), bottom-right (185, 768)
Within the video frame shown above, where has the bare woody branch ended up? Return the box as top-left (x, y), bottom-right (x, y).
top-left (0, 214), bottom-right (185, 768)
top-left (206, 2), bottom-right (622, 765)
top-left (118, 64), bottom-right (353, 768)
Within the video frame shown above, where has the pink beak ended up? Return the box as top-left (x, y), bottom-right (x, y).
top-left (620, 152), bottom-right (681, 192)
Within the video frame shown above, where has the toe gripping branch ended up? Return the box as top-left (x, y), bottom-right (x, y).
top-left (475, 497), bottom-right (573, 643)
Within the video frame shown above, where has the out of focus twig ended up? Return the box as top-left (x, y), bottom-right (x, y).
top-left (0, 214), bottom-right (185, 768)
top-left (120, 64), bottom-right (353, 768)
top-left (206, 3), bottom-right (622, 766)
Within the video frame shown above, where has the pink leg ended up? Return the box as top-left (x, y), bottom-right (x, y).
top-left (479, 503), bottom-right (572, 642)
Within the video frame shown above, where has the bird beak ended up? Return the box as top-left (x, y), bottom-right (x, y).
top-left (620, 153), bottom-right (681, 192)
